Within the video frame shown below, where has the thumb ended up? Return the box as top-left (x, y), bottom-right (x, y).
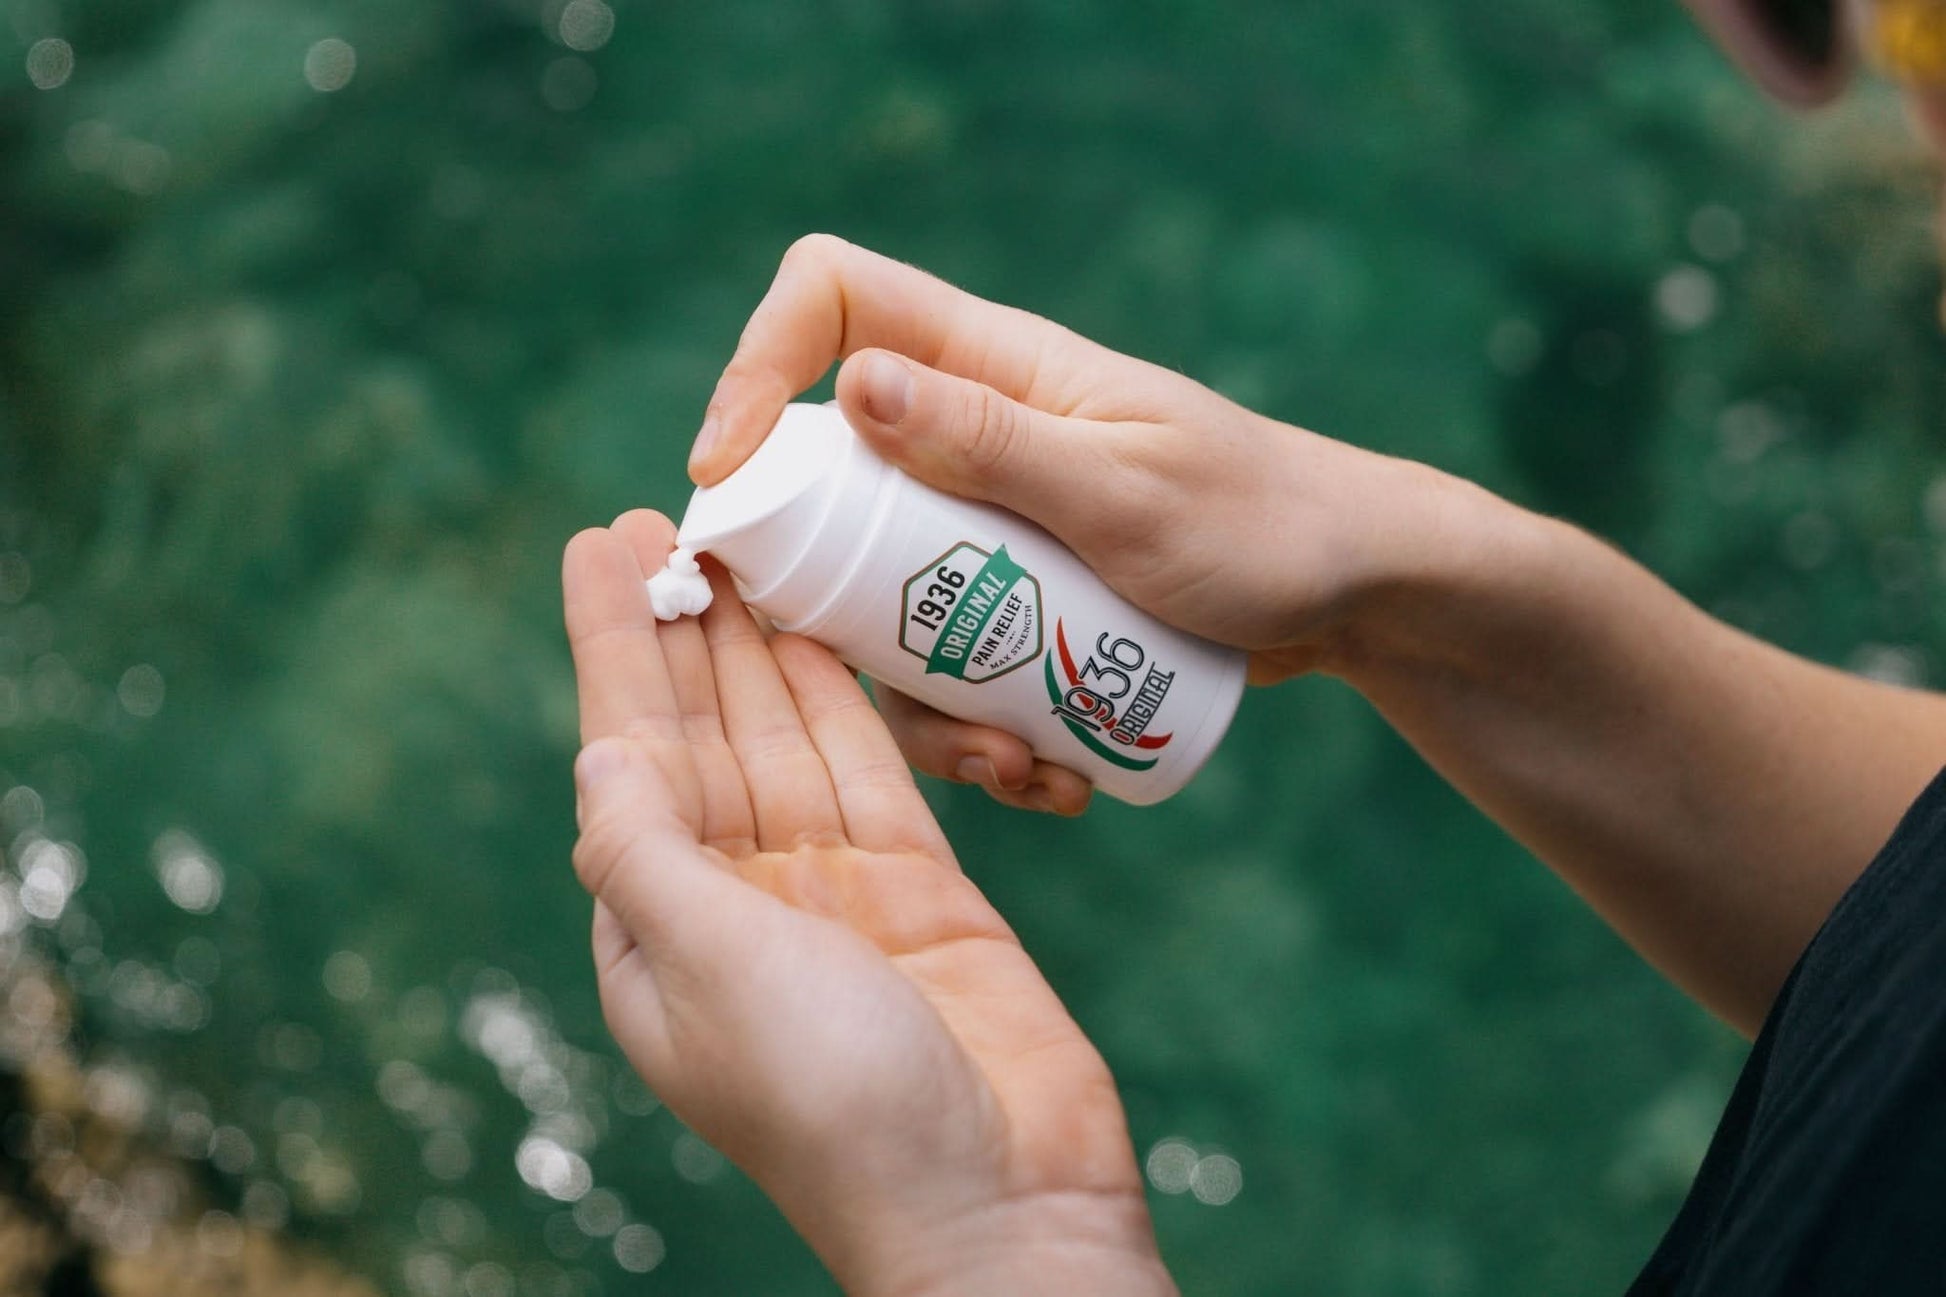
top-left (570, 737), bottom-right (718, 946)
top-left (835, 349), bottom-right (1125, 534)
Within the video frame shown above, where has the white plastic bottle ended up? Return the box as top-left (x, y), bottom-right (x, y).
top-left (673, 402), bottom-right (1246, 805)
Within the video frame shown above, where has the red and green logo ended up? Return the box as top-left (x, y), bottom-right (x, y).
top-left (1044, 619), bottom-right (1177, 772)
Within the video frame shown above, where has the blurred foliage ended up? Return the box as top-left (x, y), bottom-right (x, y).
top-left (1, 0), bottom-right (1943, 1293)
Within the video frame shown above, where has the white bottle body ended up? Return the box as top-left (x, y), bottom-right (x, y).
top-left (676, 404), bottom-right (1245, 806)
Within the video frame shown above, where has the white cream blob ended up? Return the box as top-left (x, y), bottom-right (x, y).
top-left (646, 547), bottom-right (714, 621)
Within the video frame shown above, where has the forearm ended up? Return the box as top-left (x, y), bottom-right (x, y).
top-left (1327, 467), bottom-right (1946, 1034)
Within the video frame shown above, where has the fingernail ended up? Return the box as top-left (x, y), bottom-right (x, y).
top-left (575, 739), bottom-right (629, 791)
top-left (860, 353), bottom-right (913, 427)
top-left (955, 756), bottom-right (997, 788)
top-left (688, 414), bottom-right (723, 473)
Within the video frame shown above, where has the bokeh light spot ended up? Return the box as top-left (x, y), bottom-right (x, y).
top-left (1688, 203), bottom-right (1746, 262)
top-left (557, 0), bottom-right (616, 52)
top-left (612, 1071), bottom-right (659, 1116)
top-left (208, 1125), bottom-right (256, 1175)
top-left (117, 664), bottom-right (164, 718)
top-left (422, 1129), bottom-right (473, 1182)
top-left (153, 830), bottom-right (223, 914)
top-left (196, 1209), bottom-right (244, 1258)
top-left (19, 839), bottom-right (83, 923)
top-left (304, 38), bottom-right (357, 93)
top-left (612, 1222), bottom-right (665, 1274)
top-left (670, 1130), bottom-right (726, 1184)
top-left (542, 1210), bottom-right (588, 1260)
top-left (572, 1186), bottom-right (623, 1237)
top-left (1656, 265), bottom-right (1720, 333)
top-left (1145, 1138), bottom-right (1197, 1194)
top-left (1849, 644), bottom-right (1927, 687)
top-left (26, 38), bottom-right (74, 91)
top-left (265, 1021), bottom-right (324, 1071)
top-left (418, 1195), bottom-right (485, 1248)
top-left (172, 935), bottom-right (221, 985)
top-left (324, 949), bottom-right (373, 1002)
top-left (516, 1134), bottom-right (592, 1201)
top-left (403, 1249), bottom-right (458, 1297)
top-left (541, 57), bottom-right (597, 112)
top-left (1487, 317), bottom-right (1543, 378)
top-left (1189, 1153), bottom-right (1244, 1206)
top-left (462, 1260), bottom-right (514, 1297)
top-left (240, 1179), bottom-right (289, 1229)
top-left (1, 785), bottom-right (44, 832)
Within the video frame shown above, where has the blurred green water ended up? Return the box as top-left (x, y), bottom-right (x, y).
top-left (2, 0), bottom-right (1944, 1293)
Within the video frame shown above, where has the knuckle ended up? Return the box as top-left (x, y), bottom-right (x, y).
top-left (849, 754), bottom-right (923, 795)
top-left (958, 384), bottom-right (1021, 476)
top-left (993, 786), bottom-right (1040, 813)
top-left (909, 737), bottom-right (966, 781)
top-left (733, 722), bottom-right (815, 771)
top-left (678, 707), bottom-right (725, 746)
top-left (816, 682), bottom-right (879, 725)
top-left (620, 715), bottom-right (685, 746)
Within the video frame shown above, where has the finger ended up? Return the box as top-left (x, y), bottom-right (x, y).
top-left (562, 528), bottom-right (703, 826)
top-left (772, 636), bottom-right (957, 864)
top-left (872, 684), bottom-right (1092, 816)
top-left (834, 349), bottom-right (1144, 546)
top-left (691, 234), bottom-right (1115, 484)
top-left (610, 509), bottom-right (758, 855)
top-left (698, 560), bottom-right (847, 850)
top-left (571, 738), bottom-right (733, 948)
top-left (572, 738), bottom-right (767, 1082)
top-left (563, 528), bottom-right (680, 742)
top-left (874, 683), bottom-right (1036, 791)
top-left (983, 760), bottom-right (1095, 818)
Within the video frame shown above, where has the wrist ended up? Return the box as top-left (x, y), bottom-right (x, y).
top-left (834, 1188), bottom-right (1175, 1297)
top-left (1318, 460), bottom-right (1565, 687)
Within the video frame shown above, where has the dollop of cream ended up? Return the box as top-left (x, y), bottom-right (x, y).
top-left (647, 546), bottom-right (714, 621)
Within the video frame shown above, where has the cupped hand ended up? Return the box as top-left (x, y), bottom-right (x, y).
top-left (562, 509), bottom-right (1174, 1296)
top-left (691, 234), bottom-right (1468, 813)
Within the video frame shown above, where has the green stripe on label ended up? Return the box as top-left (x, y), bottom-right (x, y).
top-left (925, 546), bottom-right (1028, 678)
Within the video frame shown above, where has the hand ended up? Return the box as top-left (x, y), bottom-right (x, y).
top-left (562, 509), bottom-right (1176, 1297)
top-left (690, 234), bottom-right (1478, 813)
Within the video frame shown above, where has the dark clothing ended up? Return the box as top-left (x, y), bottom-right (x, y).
top-left (1629, 767), bottom-right (1946, 1295)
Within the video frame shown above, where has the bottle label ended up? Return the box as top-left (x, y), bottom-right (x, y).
top-left (898, 542), bottom-right (1044, 683)
top-left (1042, 620), bottom-right (1178, 772)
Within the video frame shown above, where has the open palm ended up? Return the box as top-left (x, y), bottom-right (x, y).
top-left (562, 510), bottom-right (1165, 1294)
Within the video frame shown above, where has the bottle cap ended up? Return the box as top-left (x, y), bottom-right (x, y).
top-left (676, 403), bottom-right (867, 627)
